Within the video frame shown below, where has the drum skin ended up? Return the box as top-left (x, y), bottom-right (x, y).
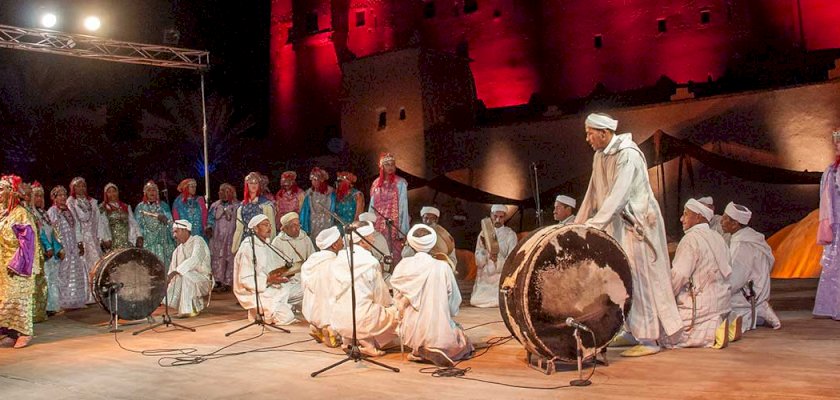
top-left (90, 248), bottom-right (167, 320)
top-left (499, 224), bottom-right (633, 363)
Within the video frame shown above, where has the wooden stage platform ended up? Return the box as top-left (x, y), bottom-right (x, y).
top-left (1, 279), bottom-right (838, 400)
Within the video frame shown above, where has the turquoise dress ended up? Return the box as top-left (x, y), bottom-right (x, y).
top-left (136, 201), bottom-right (176, 268)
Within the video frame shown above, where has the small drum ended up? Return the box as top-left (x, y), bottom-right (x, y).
top-left (90, 248), bottom-right (167, 320)
top-left (500, 224), bottom-right (633, 363)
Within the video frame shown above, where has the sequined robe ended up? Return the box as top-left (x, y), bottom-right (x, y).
top-left (208, 200), bottom-right (239, 286)
top-left (33, 207), bottom-right (62, 313)
top-left (816, 162), bottom-right (840, 320)
top-left (231, 197), bottom-right (276, 253)
top-left (0, 206), bottom-right (37, 336)
top-left (135, 201), bottom-right (176, 268)
top-left (172, 195), bottom-right (208, 240)
top-left (67, 196), bottom-right (101, 297)
top-left (98, 202), bottom-right (140, 250)
top-left (47, 205), bottom-right (89, 309)
top-left (300, 187), bottom-right (335, 240)
top-left (23, 205), bottom-right (47, 322)
top-left (335, 188), bottom-right (363, 227)
top-left (274, 189), bottom-right (303, 228)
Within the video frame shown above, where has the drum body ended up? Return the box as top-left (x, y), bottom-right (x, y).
top-left (90, 248), bottom-right (167, 320)
top-left (500, 224), bottom-right (633, 363)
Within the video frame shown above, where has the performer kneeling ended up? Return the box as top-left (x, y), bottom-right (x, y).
top-left (301, 226), bottom-right (343, 347)
top-left (328, 221), bottom-right (397, 357)
top-left (233, 214), bottom-right (299, 325)
top-left (391, 224), bottom-right (473, 368)
top-left (167, 220), bottom-right (213, 318)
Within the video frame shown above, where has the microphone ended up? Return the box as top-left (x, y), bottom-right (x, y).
top-left (565, 317), bottom-right (592, 333)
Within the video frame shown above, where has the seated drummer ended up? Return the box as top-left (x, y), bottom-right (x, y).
top-left (166, 220), bottom-right (213, 318)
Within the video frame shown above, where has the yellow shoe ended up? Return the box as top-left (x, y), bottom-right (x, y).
top-left (729, 316), bottom-right (743, 342)
top-left (322, 327), bottom-right (340, 348)
top-left (713, 318), bottom-right (730, 349)
top-left (620, 343), bottom-right (661, 357)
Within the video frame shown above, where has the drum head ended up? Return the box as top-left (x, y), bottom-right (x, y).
top-left (500, 224), bottom-right (633, 363)
top-left (90, 248), bottom-right (167, 320)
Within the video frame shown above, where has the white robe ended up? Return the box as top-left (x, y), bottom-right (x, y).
top-left (67, 196), bottom-right (102, 303)
top-left (557, 214), bottom-right (576, 226)
top-left (271, 231), bottom-right (314, 305)
top-left (575, 133), bottom-right (682, 340)
top-left (370, 231), bottom-right (392, 270)
top-left (471, 225), bottom-right (517, 308)
top-left (328, 246), bottom-right (397, 348)
top-left (300, 250), bottom-right (337, 328)
top-left (665, 223), bottom-right (732, 348)
top-left (729, 227), bottom-right (781, 331)
top-left (233, 236), bottom-right (299, 325)
top-left (708, 214), bottom-right (731, 244)
top-left (391, 252), bottom-right (472, 360)
top-left (166, 235), bottom-right (213, 315)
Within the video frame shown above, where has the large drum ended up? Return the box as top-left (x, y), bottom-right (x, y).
top-left (500, 224), bottom-right (633, 363)
top-left (89, 248), bottom-right (167, 320)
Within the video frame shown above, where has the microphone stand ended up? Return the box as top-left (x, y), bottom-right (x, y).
top-left (370, 204), bottom-right (406, 270)
top-left (530, 162), bottom-right (544, 228)
top-left (225, 216), bottom-right (294, 336)
top-left (312, 201), bottom-right (393, 269)
top-left (311, 223), bottom-right (399, 377)
top-left (134, 265), bottom-right (196, 335)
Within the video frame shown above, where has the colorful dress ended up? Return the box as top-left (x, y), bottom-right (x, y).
top-left (172, 195), bottom-right (208, 240)
top-left (33, 207), bottom-right (62, 313)
top-left (67, 196), bottom-right (101, 299)
top-left (135, 201), bottom-right (176, 268)
top-left (23, 205), bottom-right (47, 322)
top-left (98, 202), bottom-right (140, 250)
top-left (335, 188), bottom-right (363, 227)
top-left (369, 176), bottom-right (409, 265)
top-left (274, 189), bottom-right (303, 227)
top-left (231, 197), bottom-right (276, 253)
top-left (208, 199), bottom-right (239, 286)
top-left (300, 187), bottom-right (335, 240)
top-left (0, 206), bottom-right (37, 336)
top-left (47, 205), bottom-right (89, 309)
top-left (815, 161), bottom-right (840, 320)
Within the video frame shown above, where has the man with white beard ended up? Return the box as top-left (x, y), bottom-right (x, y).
top-left (720, 202), bottom-right (782, 332)
top-left (301, 226), bottom-right (342, 347)
top-left (663, 199), bottom-right (732, 348)
top-left (329, 222), bottom-right (397, 357)
top-left (166, 220), bottom-right (213, 318)
top-left (271, 212), bottom-right (313, 307)
top-left (391, 224), bottom-right (473, 367)
top-left (233, 214), bottom-right (298, 325)
top-left (471, 205), bottom-right (518, 308)
top-left (575, 113), bottom-right (681, 357)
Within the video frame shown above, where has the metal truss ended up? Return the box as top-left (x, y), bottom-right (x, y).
top-left (0, 23), bottom-right (209, 70)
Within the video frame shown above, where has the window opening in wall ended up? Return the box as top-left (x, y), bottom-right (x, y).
top-left (657, 18), bottom-right (667, 33)
top-left (356, 11), bottom-right (366, 27)
top-left (378, 111), bottom-right (387, 130)
top-left (594, 34), bottom-right (603, 49)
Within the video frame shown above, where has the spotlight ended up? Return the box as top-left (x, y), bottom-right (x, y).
top-left (83, 16), bottom-right (101, 31)
top-left (40, 13), bottom-right (57, 28)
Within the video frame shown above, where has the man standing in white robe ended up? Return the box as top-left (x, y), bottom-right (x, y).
top-left (553, 195), bottom-right (577, 226)
top-left (271, 212), bottom-right (313, 307)
top-left (391, 224), bottom-right (473, 368)
top-left (720, 202), bottom-right (782, 332)
top-left (301, 226), bottom-right (342, 347)
top-left (664, 199), bottom-right (732, 348)
top-left (329, 221), bottom-right (397, 356)
top-left (472, 204), bottom-right (518, 308)
top-left (575, 113), bottom-right (682, 357)
top-left (359, 212), bottom-right (392, 271)
top-left (166, 220), bottom-right (213, 317)
top-left (233, 214), bottom-right (298, 325)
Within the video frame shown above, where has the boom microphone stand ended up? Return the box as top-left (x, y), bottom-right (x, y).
top-left (134, 271), bottom-right (196, 335)
top-left (311, 222), bottom-right (399, 377)
top-left (530, 162), bottom-right (544, 227)
top-left (225, 217), bottom-right (295, 336)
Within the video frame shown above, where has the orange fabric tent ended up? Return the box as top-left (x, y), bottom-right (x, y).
top-left (769, 209), bottom-right (824, 278)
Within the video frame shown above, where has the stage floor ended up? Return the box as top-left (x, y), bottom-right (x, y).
top-left (2, 291), bottom-right (838, 400)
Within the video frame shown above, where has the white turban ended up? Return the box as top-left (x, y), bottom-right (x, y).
top-left (358, 212), bottom-right (377, 223)
top-left (407, 224), bottom-right (437, 253)
top-left (724, 202), bottom-right (752, 225)
top-left (420, 206), bottom-right (440, 217)
top-left (280, 212), bottom-right (300, 226)
top-left (315, 226), bottom-right (341, 250)
top-left (697, 196), bottom-right (714, 207)
top-left (554, 195), bottom-right (576, 208)
top-left (173, 219), bottom-right (192, 232)
top-left (352, 221), bottom-right (376, 243)
top-left (684, 198), bottom-right (713, 221)
top-left (491, 204), bottom-right (507, 214)
top-left (248, 214), bottom-right (269, 229)
top-left (585, 113), bottom-right (618, 131)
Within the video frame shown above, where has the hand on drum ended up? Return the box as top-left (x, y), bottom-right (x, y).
top-left (167, 270), bottom-right (180, 283)
top-left (267, 268), bottom-right (289, 285)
